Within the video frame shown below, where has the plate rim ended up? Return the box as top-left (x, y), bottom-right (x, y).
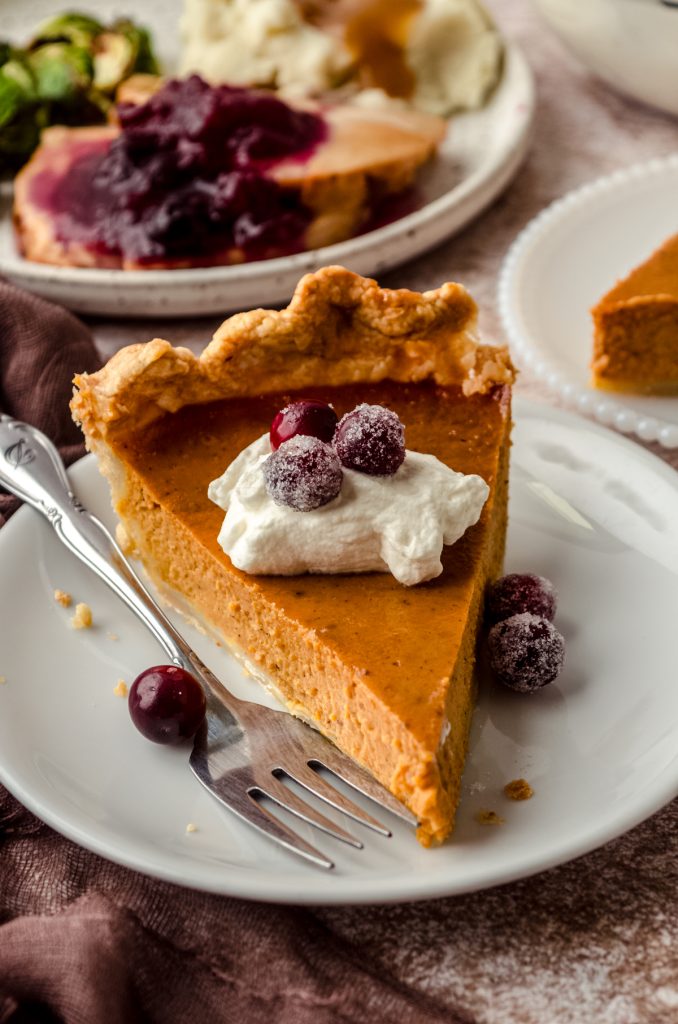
top-left (498, 152), bottom-right (678, 450)
top-left (0, 396), bottom-right (677, 905)
top-left (0, 42), bottom-right (535, 315)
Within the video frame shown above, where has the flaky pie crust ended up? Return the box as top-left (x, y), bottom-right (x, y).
top-left (72, 266), bottom-right (515, 439)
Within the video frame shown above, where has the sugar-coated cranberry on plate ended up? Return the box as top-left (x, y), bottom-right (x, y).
top-left (270, 399), bottom-right (338, 450)
top-left (333, 404), bottom-right (405, 476)
top-left (488, 613), bottom-right (565, 693)
top-left (129, 665), bottom-right (207, 744)
top-left (486, 572), bottom-right (557, 624)
top-left (264, 435), bottom-right (343, 511)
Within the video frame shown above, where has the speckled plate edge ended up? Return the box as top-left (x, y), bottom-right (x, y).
top-left (0, 43), bottom-right (535, 317)
top-left (498, 154), bottom-right (678, 450)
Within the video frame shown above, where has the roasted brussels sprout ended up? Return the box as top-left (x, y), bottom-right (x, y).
top-left (29, 42), bottom-right (93, 101)
top-left (0, 50), bottom-right (40, 175)
top-left (0, 11), bottom-right (160, 176)
top-left (92, 32), bottom-right (135, 92)
top-left (0, 49), bottom-right (36, 98)
top-left (91, 18), bottom-right (159, 92)
top-left (29, 13), bottom-right (104, 50)
top-left (111, 19), bottom-right (159, 78)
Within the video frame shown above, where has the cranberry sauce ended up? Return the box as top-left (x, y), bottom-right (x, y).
top-left (33, 75), bottom-right (327, 264)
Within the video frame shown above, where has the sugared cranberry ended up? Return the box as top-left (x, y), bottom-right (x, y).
top-left (488, 613), bottom-right (565, 693)
top-left (270, 400), bottom-right (338, 450)
top-left (487, 573), bottom-right (557, 625)
top-left (129, 665), bottom-right (206, 744)
top-left (333, 404), bottom-right (405, 476)
top-left (263, 435), bottom-right (343, 511)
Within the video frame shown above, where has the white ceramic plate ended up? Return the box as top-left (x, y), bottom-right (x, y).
top-left (0, 0), bottom-right (534, 316)
top-left (499, 154), bottom-right (678, 449)
top-left (1, 398), bottom-right (677, 905)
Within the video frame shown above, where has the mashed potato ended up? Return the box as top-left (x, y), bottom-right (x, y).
top-left (408, 0), bottom-right (503, 115)
top-left (180, 0), bottom-right (502, 115)
top-left (180, 0), bottom-right (353, 94)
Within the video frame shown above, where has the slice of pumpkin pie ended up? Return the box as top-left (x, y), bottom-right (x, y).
top-left (71, 266), bottom-right (514, 845)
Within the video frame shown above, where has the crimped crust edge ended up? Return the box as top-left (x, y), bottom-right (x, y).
top-left (72, 266), bottom-right (514, 441)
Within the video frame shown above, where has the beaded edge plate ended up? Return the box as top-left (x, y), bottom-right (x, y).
top-left (499, 154), bottom-right (678, 449)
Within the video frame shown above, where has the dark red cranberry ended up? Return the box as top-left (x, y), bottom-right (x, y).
top-left (488, 613), bottom-right (565, 693)
top-left (263, 435), bottom-right (342, 511)
top-left (486, 573), bottom-right (557, 625)
top-left (333, 404), bottom-right (405, 476)
top-left (270, 399), bottom-right (338, 450)
top-left (129, 665), bottom-right (206, 744)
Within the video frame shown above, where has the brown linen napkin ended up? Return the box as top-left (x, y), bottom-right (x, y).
top-left (0, 280), bottom-right (101, 526)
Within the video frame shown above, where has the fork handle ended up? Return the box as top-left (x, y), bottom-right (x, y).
top-left (0, 415), bottom-right (242, 710)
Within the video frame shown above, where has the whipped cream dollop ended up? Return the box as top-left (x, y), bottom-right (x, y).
top-left (208, 434), bottom-right (489, 587)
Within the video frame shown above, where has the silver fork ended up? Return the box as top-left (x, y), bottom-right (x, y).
top-left (0, 416), bottom-right (417, 869)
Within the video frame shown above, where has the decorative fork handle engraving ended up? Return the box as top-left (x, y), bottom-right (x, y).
top-left (4, 437), bottom-right (36, 468)
top-left (0, 415), bottom-right (76, 514)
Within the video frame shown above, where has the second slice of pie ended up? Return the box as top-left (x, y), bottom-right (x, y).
top-left (591, 232), bottom-right (678, 394)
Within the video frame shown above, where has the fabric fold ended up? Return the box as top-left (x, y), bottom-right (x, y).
top-left (0, 279), bottom-right (100, 525)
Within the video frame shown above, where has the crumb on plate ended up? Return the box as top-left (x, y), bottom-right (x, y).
top-left (0, 676), bottom-right (6, 685)
top-left (113, 680), bottom-right (128, 698)
top-left (70, 602), bottom-right (93, 629)
top-left (504, 778), bottom-right (534, 801)
top-left (107, 632), bottom-right (119, 642)
top-left (54, 589), bottom-right (72, 608)
top-left (186, 823), bottom-right (198, 834)
top-left (475, 809), bottom-right (505, 826)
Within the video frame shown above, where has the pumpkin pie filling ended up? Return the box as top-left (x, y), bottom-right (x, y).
top-left (72, 267), bottom-right (514, 845)
top-left (591, 232), bottom-right (678, 394)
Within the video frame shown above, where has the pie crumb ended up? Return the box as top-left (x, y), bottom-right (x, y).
top-left (54, 589), bottom-right (72, 608)
top-left (107, 632), bottom-right (119, 642)
top-left (0, 676), bottom-right (6, 685)
top-left (70, 602), bottom-right (93, 629)
top-left (185, 823), bottom-right (198, 834)
top-left (113, 680), bottom-right (128, 699)
top-left (475, 809), bottom-right (505, 826)
top-left (504, 778), bottom-right (534, 801)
